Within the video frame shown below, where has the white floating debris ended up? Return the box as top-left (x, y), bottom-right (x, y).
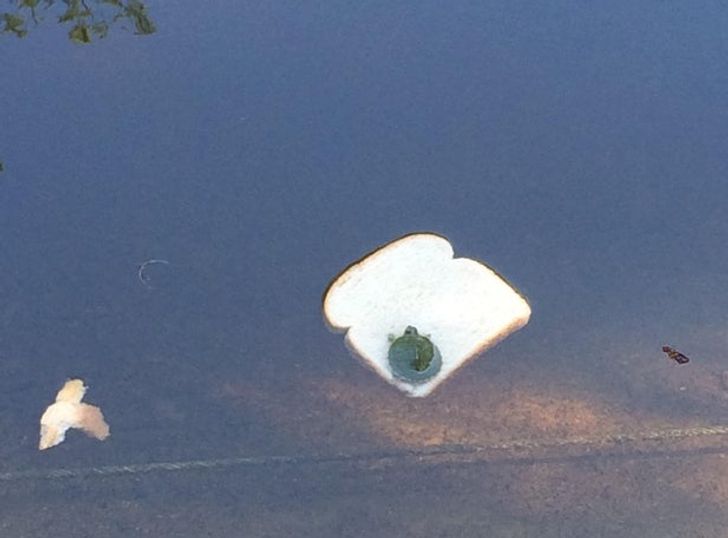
top-left (39, 379), bottom-right (110, 450)
top-left (323, 233), bottom-right (531, 397)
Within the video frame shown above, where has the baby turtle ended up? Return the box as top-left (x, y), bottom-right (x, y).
top-left (388, 326), bottom-right (442, 384)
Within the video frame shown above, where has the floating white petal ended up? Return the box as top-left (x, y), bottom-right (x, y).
top-left (39, 379), bottom-right (110, 450)
top-left (323, 233), bottom-right (531, 397)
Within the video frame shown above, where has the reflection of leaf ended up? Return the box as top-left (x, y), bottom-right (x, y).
top-left (2, 0), bottom-right (155, 42)
top-left (125, 0), bottom-right (153, 35)
top-left (0, 161), bottom-right (4, 173)
top-left (2, 13), bottom-right (28, 37)
top-left (59, 0), bottom-right (91, 23)
top-left (69, 22), bottom-right (91, 43)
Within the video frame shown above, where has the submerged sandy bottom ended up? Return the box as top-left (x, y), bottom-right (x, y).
top-left (2, 446), bottom-right (728, 538)
top-left (3, 331), bottom-right (728, 536)
top-left (213, 336), bottom-right (728, 531)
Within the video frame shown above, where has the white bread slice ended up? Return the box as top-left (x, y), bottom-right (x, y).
top-left (323, 233), bottom-right (531, 397)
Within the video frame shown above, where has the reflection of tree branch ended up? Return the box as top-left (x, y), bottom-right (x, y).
top-left (1, 0), bottom-right (155, 43)
top-left (26, 3), bottom-right (39, 25)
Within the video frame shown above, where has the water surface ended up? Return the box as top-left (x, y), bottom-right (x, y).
top-left (2, 1), bottom-right (728, 536)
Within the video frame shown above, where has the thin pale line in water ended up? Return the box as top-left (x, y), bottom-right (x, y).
top-left (2, 424), bottom-right (728, 482)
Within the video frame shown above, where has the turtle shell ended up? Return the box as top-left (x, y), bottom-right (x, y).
top-left (388, 326), bottom-right (442, 384)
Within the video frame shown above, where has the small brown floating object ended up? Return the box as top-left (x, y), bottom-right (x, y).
top-left (39, 379), bottom-right (110, 450)
top-left (661, 345), bottom-right (690, 365)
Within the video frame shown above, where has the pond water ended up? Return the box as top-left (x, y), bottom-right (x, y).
top-left (2, 1), bottom-right (728, 536)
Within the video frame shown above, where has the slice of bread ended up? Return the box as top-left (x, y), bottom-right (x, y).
top-left (324, 233), bottom-right (531, 397)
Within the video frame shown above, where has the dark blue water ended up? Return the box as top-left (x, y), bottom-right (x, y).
top-left (2, 1), bottom-right (728, 536)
